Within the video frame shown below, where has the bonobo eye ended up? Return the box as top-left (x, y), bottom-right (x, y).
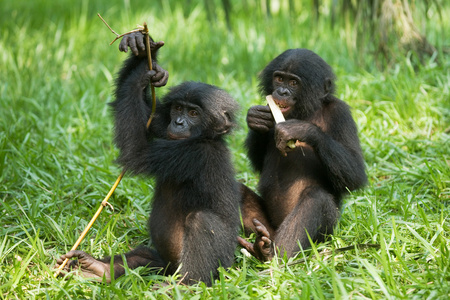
top-left (289, 80), bottom-right (298, 87)
top-left (274, 76), bottom-right (283, 83)
top-left (188, 110), bottom-right (199, 117)
top-left (174, 105), bottom-right (183, 112)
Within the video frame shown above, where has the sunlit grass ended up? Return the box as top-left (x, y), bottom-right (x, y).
top-left (0, 0), bottom-right (449, 298)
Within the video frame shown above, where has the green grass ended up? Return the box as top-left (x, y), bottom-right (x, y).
top-left (1, 0), bottom-right (449, 299)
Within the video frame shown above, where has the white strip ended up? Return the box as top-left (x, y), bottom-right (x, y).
top-left (266, 95), bottom-right (285, 124)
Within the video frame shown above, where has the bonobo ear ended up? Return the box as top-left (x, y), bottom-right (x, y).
top-left (214, 112), bottom-right (234, 135)
top-left (323, 78), bottom-right (333, 97)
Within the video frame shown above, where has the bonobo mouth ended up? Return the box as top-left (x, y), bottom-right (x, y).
top-left (167, 132), bottom-right (189, 140)
top-left (272, 97), bottom-right (293, 116)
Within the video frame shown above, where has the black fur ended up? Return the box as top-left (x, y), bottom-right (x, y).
top-left (239, 49), bottom-right (367, 261)
top-left (57, 34), bottom-right (240, 285)
top-left (109, 58), bottom-right (241, 284)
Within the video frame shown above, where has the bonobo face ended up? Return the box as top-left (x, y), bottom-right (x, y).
top-left (167, 102), bottom-right (202, 140)
top-left (271, 71), bottom-right (300, 117)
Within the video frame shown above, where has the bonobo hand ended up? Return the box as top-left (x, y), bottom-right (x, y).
top-left (55, 250), bottom-right (112, 282)
top-left (237, 219), bottom-right (275, 262)
top-left (247, 105), bottom-right (274, 133)
top-left (119, 31), bottom-right (164, 57)
top-left (140, 65), bottom-right (169, 88)
top-left (119, 32), bottom-right (169, 87)
top-left (275, 120), bottom-right (318, 156)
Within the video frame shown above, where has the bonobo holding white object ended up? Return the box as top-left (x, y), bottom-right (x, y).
top-left (56, 32), bottom-right (240, 286)
top-left (239, 49), bottom-right (367, 261)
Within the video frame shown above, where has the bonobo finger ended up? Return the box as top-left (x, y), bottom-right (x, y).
top-left (56, 257), bottom-right (64, 264)
top-left (55, 253), bottom-right (79, 274)
top-left (119, 35), bottom-right (129, 52)
top-left (140, 70), bottom-right (156, 88)
top-left (258, 119), bottom-right (275, 129)
top-left (248, 112), bottom-right (273, 122)
top-left (151, 71), bottom-right (169, 87)
top-left (248, 119), bottom-right (273, 132)
top-left (150, 40), bottom-right (165, 52)
top-left (136, 34), bottom-right (146, 52)
top-left (151, 64), bottom-right (163, 76)
top-left (249, 105), bottom-right (270, 113)
top-left (64, 250), bottom-right (94, 261)
top-left (276, 139), bottom-right (288, 157)
top-left (254, 225), bottom-right (270, 239)
top-left (151, 66), bottom-right (169, 87)
top-left (237, 237), bottom-right (256, 255)
top-left (279, 146), bottom-right (288, 157)
top-left (256, 239), bottom-right (269, 251)
top-left (128, 36), bottom-right (139, 56)
top-left (248, 123), bottom-right (270, 133)
top-left (247, 115), bottom-right (273, 125)
top-left (258, 113), bottom-right (275, 121)
top-left (247, 106), bottom-right (274, 125)
top-left (252, 219), bottom-right (270, 236)
top-left (254, 105), bottom-right (273, 117)
top-left (256, 105), bottom-right (272, 113)
top-left (260, 236), bottom-right (272, 244)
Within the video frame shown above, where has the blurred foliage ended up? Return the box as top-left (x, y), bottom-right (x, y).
top-left (168, 0), bottom-right (449, 67)
top-left (1, 0), bottom-right (447, 69)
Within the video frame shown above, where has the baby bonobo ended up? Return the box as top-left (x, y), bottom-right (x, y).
top-left (239, 49), bottom-right (367, 261)
top-left (56, 32), bottom-right (241, 286)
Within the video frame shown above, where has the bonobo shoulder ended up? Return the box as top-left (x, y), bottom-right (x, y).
top-left (322, 95), bottom-right (351, 112)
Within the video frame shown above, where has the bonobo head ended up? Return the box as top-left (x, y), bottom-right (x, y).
top-left (161, 82), bottom-right (239, 140)
top-left (259, 49), bottom-right (336, 119)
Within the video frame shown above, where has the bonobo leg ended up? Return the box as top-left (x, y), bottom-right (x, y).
top-left (178, 211), bottom-right (237, 286)
top-left (239, 184), bottom-right (273, 236)
top-left (274, 187), bottom-right (339, 258)
top-left (239, 187), bottom-right (339, 261)
top-left (55, 247), bottom-right (165, 282)
top-left (238, 184), bottom-right (276, 261)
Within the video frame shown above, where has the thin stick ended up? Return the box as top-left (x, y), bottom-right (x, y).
top-left (142, 22), bottom-right (157, 128)
top-left (56, 171), bottom-right (125, 275)
top-left (97, 13), bottom-right (120, 37)
top-left (56, 19), bottom-right (158, 277)
top-left (97, 13), bottom-right (142, 45)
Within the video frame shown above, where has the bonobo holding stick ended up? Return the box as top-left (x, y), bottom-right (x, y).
top-left (56, 32), bottom-right (241, 286)
top-left (239, 49), bottom-right (367, 261)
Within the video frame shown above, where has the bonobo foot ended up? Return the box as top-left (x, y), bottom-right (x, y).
top-left (55, 250), bottom-right (112, 283)
top-left (238, 219), bottom-right (275, 261)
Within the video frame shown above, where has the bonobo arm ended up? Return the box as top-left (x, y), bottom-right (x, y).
top-left (275, 108), bottom-right (367, 193)
top-left (274, 103), bottom-right (366, 192)
top-left (245, 105), bottom-right (274, 172)
top-left (110, 32), bottom-right (168, 174)
top-left (245, 130), bottom-right (271, 173)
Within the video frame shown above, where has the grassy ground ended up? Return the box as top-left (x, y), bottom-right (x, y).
top-left (1, 0), bottom-right (449, 299)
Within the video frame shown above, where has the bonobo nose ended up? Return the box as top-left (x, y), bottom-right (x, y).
top-left (175, 117), bottom-right (185, 126)
top-left (274, 86), bottom-right (291, 97)
top-left (276, 87), bottom-right (289, 96)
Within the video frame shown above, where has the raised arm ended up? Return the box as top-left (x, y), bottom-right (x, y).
top-left (109, 32), bottom-right (169, 173)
